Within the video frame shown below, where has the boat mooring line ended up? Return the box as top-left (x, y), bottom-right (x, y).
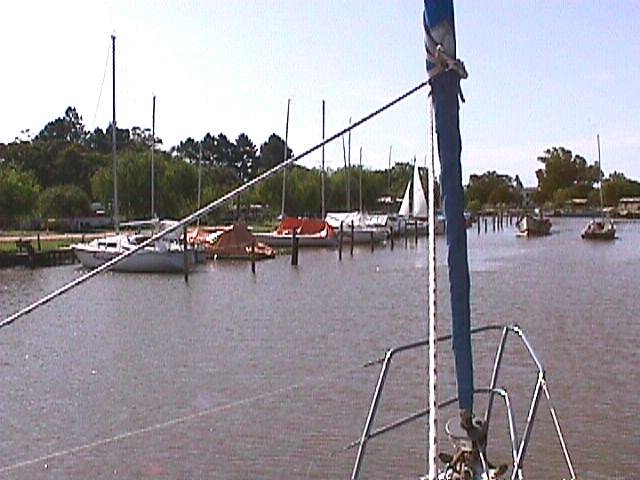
top-left (0, 363), bottom-right (363, 474)
top-left (0, 79), bottom-right (430, 331)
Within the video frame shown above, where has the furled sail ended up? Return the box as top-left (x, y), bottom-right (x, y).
top-left (423, 0), bottom-right (474, 415)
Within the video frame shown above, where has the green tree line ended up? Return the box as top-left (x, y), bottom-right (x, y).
top-left (2, 107), bottom-right (639, 227)
top-left (0, 107), bottom-right (416, 228)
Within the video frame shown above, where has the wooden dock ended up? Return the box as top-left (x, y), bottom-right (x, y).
top-left (0, 240), bottom-right (78, 268)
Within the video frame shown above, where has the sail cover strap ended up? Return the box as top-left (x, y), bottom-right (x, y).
top-left (423, 0), bottom-right (474, 412)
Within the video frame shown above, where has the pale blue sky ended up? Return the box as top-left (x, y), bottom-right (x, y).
top-left (2, 1), bottom-right (638, 186)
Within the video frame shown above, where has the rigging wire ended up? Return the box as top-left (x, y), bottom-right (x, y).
top-left (92, 38), bottom-right (112, 127)
top-left (0, 79), bottom-right (429, 331)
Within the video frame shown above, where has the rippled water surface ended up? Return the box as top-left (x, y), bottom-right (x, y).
top-left (0, 217), bottom-right (638, 479)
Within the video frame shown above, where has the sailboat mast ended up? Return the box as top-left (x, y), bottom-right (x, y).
top-left (151, 94), bottom-right (156, 219)
top-left (197, 143), bottom-right (202, 227)
top-left (322, 100), bottom-right (326, 219)
top-left (347, 117), bottom-right (352, 210)
top-left (111, 34), bottom-right (118, 232)
top-left (388, 145), bottom-right (392, 197)
top-left (597, 134), bottom-right (604, 218)
top-left (359, 147), bottom-right (363, 212)
top-left (280, 99), bottom-right (291, 219)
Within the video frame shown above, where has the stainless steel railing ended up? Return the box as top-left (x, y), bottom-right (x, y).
top-left (348, 324), bottom-right (577, 480)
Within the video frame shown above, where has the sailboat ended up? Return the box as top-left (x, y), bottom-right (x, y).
top-left (398, 159), bottom-right (445, 235)
top-left (325, 147), bottom-right (391, 243)
top-left (72, 38), bottom-right (194, 273)
top-left (515, 211), bottom-right (552, 237)
top-left (350, 2), bottom-right (577, 479)
top-left (582, 135), bottom-right (616, 240)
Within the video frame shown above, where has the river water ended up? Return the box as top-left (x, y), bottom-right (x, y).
top-left (0, 217), bottom-right (637, 479)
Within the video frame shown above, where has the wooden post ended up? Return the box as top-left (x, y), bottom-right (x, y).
top-left (390, 226), bottom-right (394, 250)
top-left (183, 227), bottom-right (189, 283)
top-left (370, 231), bottom-right (374, 252)
top-left (350, 221), bottom-right (354, 256)
top-left (37, 233), bottom-right (41, 251)
top-left (251, 240), bottom-right (256, 274)
top-left (492, 215), bottom-right (496, 231)
top-left (477, 216), bottom-right (481, 235)
top-left (291, 230), bottom-right (299, 266)
top-left (405, 222), bottom-right (408, 247)
top-left (484, 218), bottom-right (488, 233)
top-left (414, 220), bottom-right (418, 244)
top-left (338, 222), bottom-right (343, 261)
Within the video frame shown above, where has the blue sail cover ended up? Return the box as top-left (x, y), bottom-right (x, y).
top-left (423, 0), bottom-right (474, 412)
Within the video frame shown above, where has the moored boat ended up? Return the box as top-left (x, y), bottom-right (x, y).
top-left (72, 233), bottom-right (194, 273)
top-left (398, 160), bottom-right (445, 235)
top-left (254, 217), bottom-right (338, 247)
top-left (582, 135), bottom-right (616, 241)
top-left (516, 214), bottom-right (552, 237)
top-left (325, 211), bottom-right (389, 244)
top-left (581, 218), bottom-right (616, 240)
top-left (190, 223), bottom-right (275, 260)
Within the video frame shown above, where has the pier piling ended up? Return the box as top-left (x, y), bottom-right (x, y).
top-left (183, 227), bottom-right (189, 283)
top-left (350, 221), bottom-right (354, 256)
top-left (291, 230), bottom-right (299, 266)
top-left (251, 240), bottom-right (256, 274)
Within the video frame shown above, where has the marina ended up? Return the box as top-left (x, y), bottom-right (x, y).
top-left (2, 1), bottom-right (639, 478)
top-left (0, 217), bottom-right (638, 478)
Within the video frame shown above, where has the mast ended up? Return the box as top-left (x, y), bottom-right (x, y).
top-left (342, 136), bottom-right (348, 208)
top-left (347, 117), bottom-right (352, 210)
top-left (423, 0), bottom-right (474, 459)
top-left (280, 99), bottom-right (291, 219)
top-left (197, 142), bottom-right (202, 227)
top-left (151, 94), bottom-right (156, 219)
top-left (387, 145), bottom-right (392, 199)
top-left (111, 34), bottom-right (118, 232)
top-left (597, 134), bottom-right (604, 219)
top-left (321, 100), bottom-right (326, 219)
top-left (359, 147), bottom-right (363, 213)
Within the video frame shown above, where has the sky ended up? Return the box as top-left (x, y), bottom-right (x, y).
top-left (2, 1), bottom-right (639, 187)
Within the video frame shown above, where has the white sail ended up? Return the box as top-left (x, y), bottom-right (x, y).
top-left (413, 163), bottom-right (428, 218)
top-left (398, 180), bottom-right (411, 217)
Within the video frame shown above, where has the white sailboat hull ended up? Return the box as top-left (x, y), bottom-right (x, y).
top-left (72, 235), bottom-right (194, 272)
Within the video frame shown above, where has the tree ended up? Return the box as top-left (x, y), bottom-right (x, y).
top-left (174, 136), bottom-right (201, 163)
top-left (232, 133), bottom-right (257, 182)
top-left (255, 134), bottom-right (293, 173)
top-left (535, 147), bottom-right (599, 204)
top-left (465, 171), bottom-right (521, 207)
top-left (0, 165), bottom-right (41, 226)
top-left (40, 184), bottom-right (91, 218)
top-left (35, 106), bottom-right (86, 144)
top-left (603, 171), bottom-right (640, 206)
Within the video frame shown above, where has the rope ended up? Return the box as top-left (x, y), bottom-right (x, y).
top-left (0, 79), bottom-right (430, 330)
top-left (426, 96), bottom-right (438, 480)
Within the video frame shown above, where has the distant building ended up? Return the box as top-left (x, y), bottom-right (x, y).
top-left (566, 198), bottom-right (588, 214)
top-left (618, 197), bottom-right (640, 215)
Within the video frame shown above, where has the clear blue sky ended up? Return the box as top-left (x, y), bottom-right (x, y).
top-left (2, 1), bottom-right (639, 186)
